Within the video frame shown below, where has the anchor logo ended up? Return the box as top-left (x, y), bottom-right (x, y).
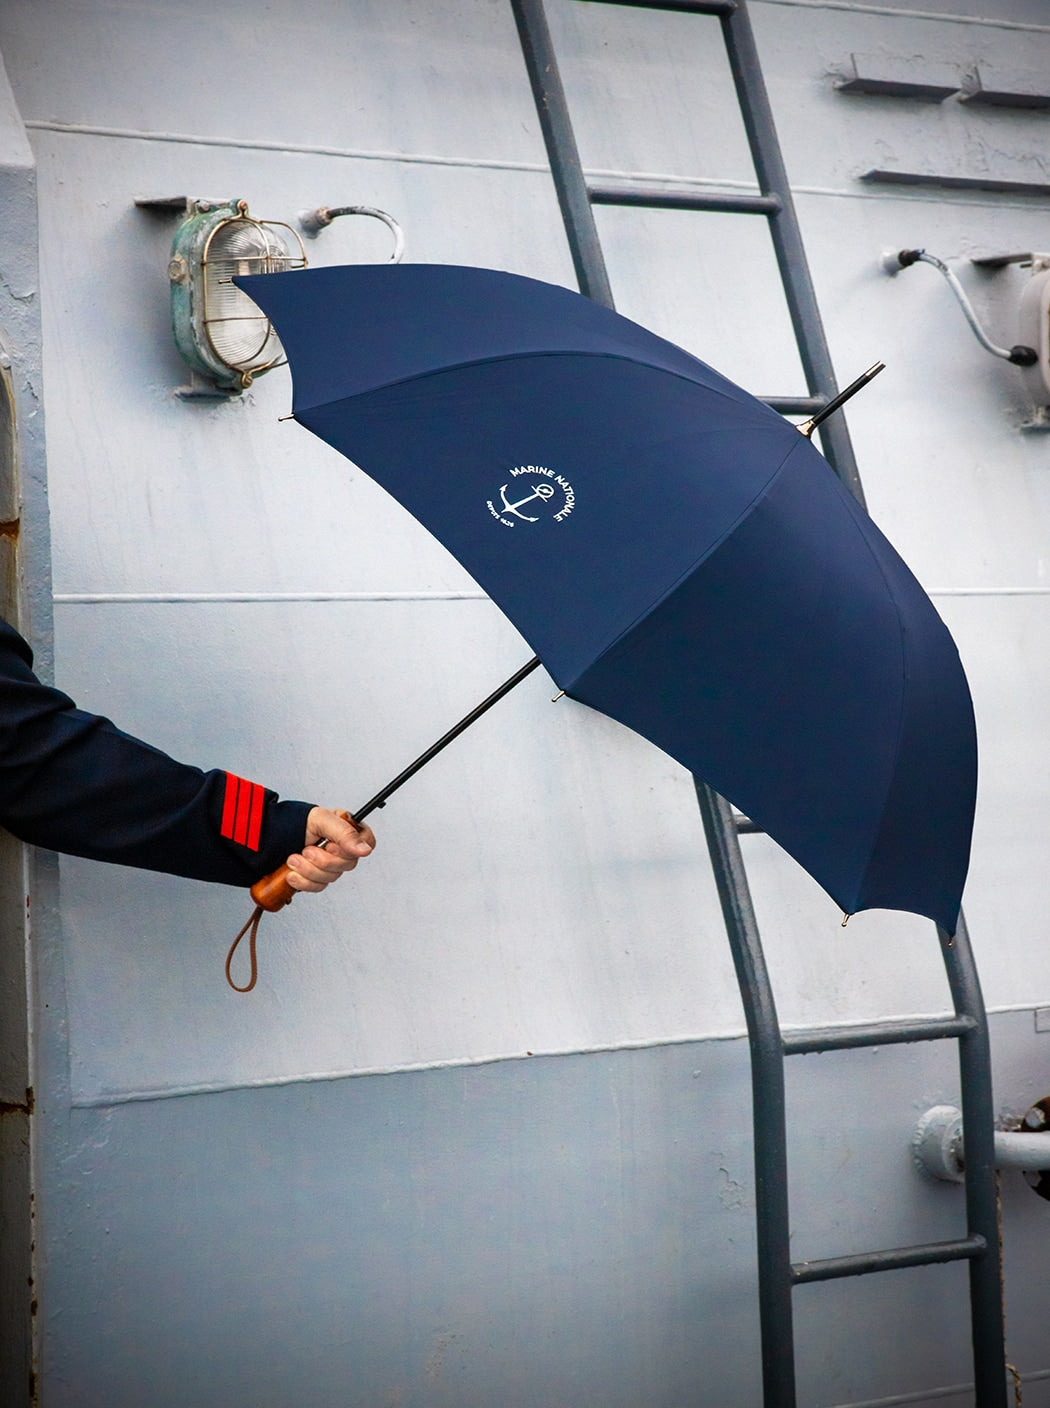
top-left (498, 482), bottom-right (555, 522)
top-left (487, 464), bottom-right (576, 529)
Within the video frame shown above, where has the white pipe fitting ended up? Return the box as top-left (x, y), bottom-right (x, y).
top-left (914, 1104), bottom-right (1050, 1182)
top-left (914, 1104), bottom-right (965, 1183)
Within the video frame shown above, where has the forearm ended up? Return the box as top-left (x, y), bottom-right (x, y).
top-left (0, 622), bottom-right (312, 885)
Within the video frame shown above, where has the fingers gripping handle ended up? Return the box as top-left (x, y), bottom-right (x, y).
top-left (250, 808), bottom-right (354, 911)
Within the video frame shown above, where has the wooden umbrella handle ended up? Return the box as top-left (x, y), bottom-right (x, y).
top-left (249, 809), bottom-right (353, 912)
top-left (249, 865), bottom-right (296, 912)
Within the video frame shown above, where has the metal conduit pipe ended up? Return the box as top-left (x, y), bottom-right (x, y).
top-left (882, 248), bottom-right (1038, 366)
top-left (915, 1104), bottom-right (1050, 1182)
top-left (994, 1131), bottom-right (1050, 1171)
top-left (297, 204), bottom-right (405, 262)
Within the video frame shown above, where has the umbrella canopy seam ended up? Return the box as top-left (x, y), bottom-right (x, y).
top-left (290, 348), bottom-right (774, 422)
top-left (842, 492), bottom-right (920, 912)
top-left (561, 433), bottom-right (809, 691)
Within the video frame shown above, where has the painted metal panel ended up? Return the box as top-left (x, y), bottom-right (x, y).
top-left (5, 1), bottom-right (1050, 1403)
top-left (753, 4), bottom-right (1050, 192)
top-left (55, 597), bottom-right (748, 1100)
top-left (543, 0), bottom-right (758, 185)
top-left (33, 1017), bottom-right (1050, 1407)
top-left (941, 593), bottom-right (1050, 1011)
top-left (0, 46), bottom-right (50, 1408)
top-left (790, 183), bottom-right (1050, 593)
top-left (0, 0), bottom-right (546, 168)
top-left (49, 589), bottom-right (1050, 1101)
top-left (27, 130), bottom-right (574, 597)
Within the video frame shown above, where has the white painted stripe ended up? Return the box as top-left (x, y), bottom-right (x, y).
top-left (831, 1366), bottom-right (1050, 1408)
top-left (71, 1001), bottom-right (1050, 1107)
top-left (927, 587), bottom-right (1050, 596)
top-left (757, 0), bottom-right (1050, 32)
top-left (53, 588), bottom-right (1050, 605)
top-left (54, 591), bottom-right (489, 603)
top-left (71, 1033), bottom-right (724, 1107)
top-left (26, 120), bottom-right (549, 173)
top-left (27, 122), bottom-right (1050, 213)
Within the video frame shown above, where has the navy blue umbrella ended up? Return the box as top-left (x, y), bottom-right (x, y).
top-left (239, 263), bottom-right (976, 934)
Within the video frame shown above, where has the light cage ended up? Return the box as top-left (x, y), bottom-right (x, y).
top-left (168, 199), bottom-right (307, 392)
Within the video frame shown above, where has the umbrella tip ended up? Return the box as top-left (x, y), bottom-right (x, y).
top-left (841, 912), bottom-right (852, 928)
top-left (796, 361), bottom-right (887, 439)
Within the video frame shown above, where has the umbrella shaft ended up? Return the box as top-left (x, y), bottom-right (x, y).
top-left (798, 362), bottom-right (884, 437)
top-left (352, 656), bottom-right (543, 823)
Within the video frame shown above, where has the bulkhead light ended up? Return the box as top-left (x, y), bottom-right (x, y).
top-left (167, 198), bottom-right (306, 393)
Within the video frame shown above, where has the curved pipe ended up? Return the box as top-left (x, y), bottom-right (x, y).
top-left (886, 248), bottom-right (1037, 367)
top-left (298, 204), bottom-right (405, 262)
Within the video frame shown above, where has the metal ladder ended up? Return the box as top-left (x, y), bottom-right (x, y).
top-left (509, 2), bottom-right (1008, 1404)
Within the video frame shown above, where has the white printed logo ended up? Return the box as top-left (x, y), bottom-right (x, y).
top-left (487, 465), bottom-right (575, 528)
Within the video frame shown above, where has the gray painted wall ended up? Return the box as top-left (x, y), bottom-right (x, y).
top-left (1, 1), bottom-right (1050, 1403)
top-left (0, 41), bottom-right (56, 1408)
top-left (27, 1014), bottom-right (1050, 1408)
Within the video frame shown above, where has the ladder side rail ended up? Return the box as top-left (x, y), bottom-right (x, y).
top-left (694, 781), bottom-right (797, 1408)
top-left (512, 6), bottom-right (1007, 1405)
top-left (938, 916), bottom-right (1008, 1408)
top-left (724, 3), bottom-right (1005, 1396)
top-left (760, 397), bottom-right (823, 415)
top-left (719, 4), bottom-right (867, 507)
top-left (511, 0), bottom-right (616, 307)
top-left (513, 6), bottom-right (809, 1401)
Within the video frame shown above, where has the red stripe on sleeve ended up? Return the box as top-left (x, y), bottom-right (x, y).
top-left (221, 773), bottom-right (266, 850)
top-left (234, 776), bottom-right (253, 846)
top-left (220, 772), bottom-right (240, 841)
top-left (245, 782), bottom-right (264, 853)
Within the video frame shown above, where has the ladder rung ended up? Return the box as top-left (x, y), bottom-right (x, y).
top-left (783, 1015), bottom-right (978, 1055)
top-left (792, 1235), bottom-right (986, 1285)
top-left (760, 396), bottom-right (825, 415)
top-left (584, 0), bottom-right (738, 15)
top-left (588, 181), bottom-right (780, 216)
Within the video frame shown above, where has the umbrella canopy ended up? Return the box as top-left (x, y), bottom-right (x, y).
top-left (238, 263), bottom-right (976, 933)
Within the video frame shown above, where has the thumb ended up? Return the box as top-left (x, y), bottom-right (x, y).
top-left (305, 807), bottom-right (371, 853)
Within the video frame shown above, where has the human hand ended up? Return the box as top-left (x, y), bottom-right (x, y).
top-left (284, 807), bottom-right (376, 894)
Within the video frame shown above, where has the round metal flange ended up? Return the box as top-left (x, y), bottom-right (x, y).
top-left (913, 1105), bottom-right (965, 1183)
top-left (1020, 1096), bottom-right (1050, 1201)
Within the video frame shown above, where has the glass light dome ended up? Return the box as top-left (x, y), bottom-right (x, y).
top-left (201, 214), bottom-right (305, 379)
top-left (168, 199), bottom-right (306, 393)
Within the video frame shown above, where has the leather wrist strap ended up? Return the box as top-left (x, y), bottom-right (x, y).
top-left (225, 905), bottom-right (264, 993)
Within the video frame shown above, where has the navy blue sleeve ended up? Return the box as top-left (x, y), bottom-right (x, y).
top-left (0, 618), bottom-right (312, 886)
